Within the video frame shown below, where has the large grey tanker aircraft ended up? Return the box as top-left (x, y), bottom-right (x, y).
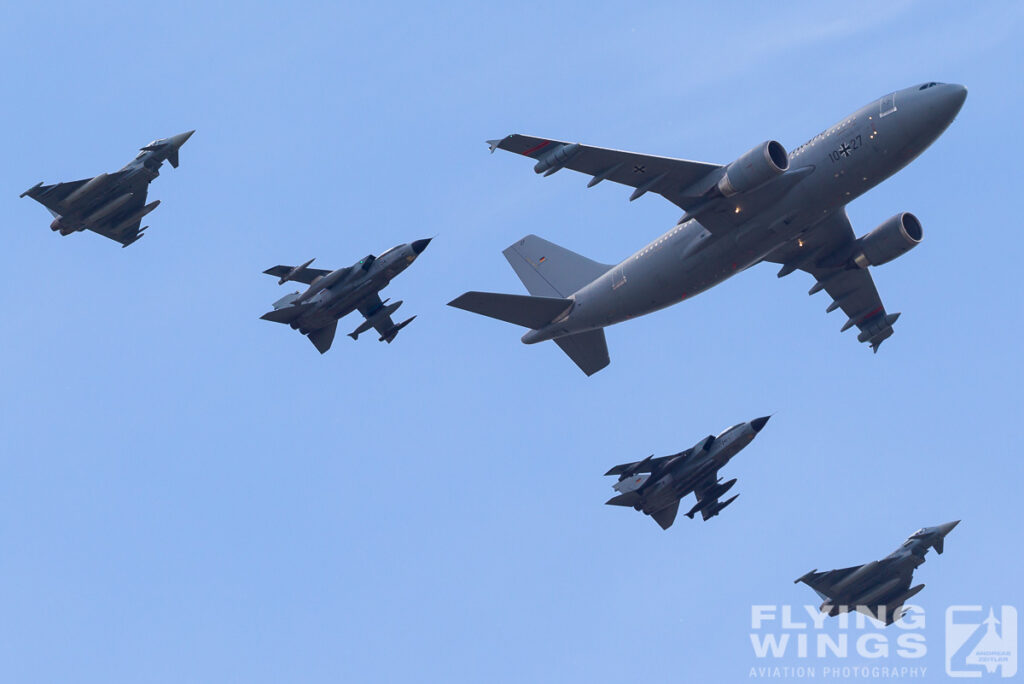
top-left (604, 416), bottom-right (769, 530)
top-left (20, 131), bottom-right (194, 247)
top-left (450, 83), bottom-right (967, 375)
top-left (261, 238), bottom-right (431, 353)
top-left (796, 521), bottom-right (959, 626)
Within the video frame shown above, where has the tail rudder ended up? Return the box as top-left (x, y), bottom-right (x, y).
top-left (503, 234), bottom-right (611, 297)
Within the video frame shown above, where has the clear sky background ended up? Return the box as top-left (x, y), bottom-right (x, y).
top-left (1, 2), bottom-right (1021, 682)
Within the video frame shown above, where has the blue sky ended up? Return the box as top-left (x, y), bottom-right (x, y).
top-left (1, 2), bottom-right (1021, 682)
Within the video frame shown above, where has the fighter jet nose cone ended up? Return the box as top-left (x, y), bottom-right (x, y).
top-left (173, 130), bottom-right (195, 145)
top-left (940, 520), bottom-right (961, 534)
top-left (411, 238), bottom-right (432, 255)
top-left (750, 416), bottom-right (771, 433)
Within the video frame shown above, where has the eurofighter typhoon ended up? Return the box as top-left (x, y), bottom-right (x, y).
top-left (20, 131), bottom-right (194, 247)
top-left (261, 239), bottom-right (431, 353)
top-left (604, 416), bottom-right (769, 530)
top-left (795, 521), bottom-right (959, 625)
top-left (450, 83), bottom-right (967, 375)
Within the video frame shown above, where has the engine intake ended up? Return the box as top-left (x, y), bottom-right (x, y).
top-left (716, 140), bottom-right (789, 197)
top-left (853, 212), bottom-right (923, 268)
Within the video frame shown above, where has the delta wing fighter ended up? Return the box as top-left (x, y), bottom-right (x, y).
top-left (21, 131), bottom-right (194, 247)
top-left (451, 83), bottom-right (967, 375)
top-left (795, 521), bottom-right (960, 625)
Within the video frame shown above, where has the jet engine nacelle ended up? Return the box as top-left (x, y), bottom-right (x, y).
top-left (716, 140), bottom-right (790, 197)
top-left (852, 212), bottom-right (922, 268)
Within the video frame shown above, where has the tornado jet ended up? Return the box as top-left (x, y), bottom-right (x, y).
top-left (450, 83), bottom-right (967, 375)
top-left (604, 416), bottom-right (770, 530)
top-left (20, 130), bottom-right (194, 247)
top-left (261, 239), bottom-right (431, 353)
top-left (795, 521), bottom-right (960, 626)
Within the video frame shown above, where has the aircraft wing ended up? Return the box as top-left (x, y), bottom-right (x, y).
top-left (355, 293), bottom-right (399, 339)
top-left (263, 265), bottom-right (334, 285)
top-left (604, 450), bottom-right (690, 477)
top-left (489, 134), bottom-right (721, 212)
top-left (764, 208), bottom-right (899, 351)
top-left (796, 565), bottom-right (866, 601)
top-left (691, 474), bottom-right (724, 521)
top-left (21, 178), bottom-right (92, 214)
top-left (88, 186), bottom-right (150, 246)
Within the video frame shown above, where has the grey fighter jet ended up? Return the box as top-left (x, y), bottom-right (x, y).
top-left (20, 131), bottom-right (194, 247)
top-left (261, 239), bottom-right (431, 353)
top-left (604, 416), bottom-right (770, 530)
top-left (795, 521), bottom-right (960, 625)
top-left (450, 83), bottom-right (967, 375)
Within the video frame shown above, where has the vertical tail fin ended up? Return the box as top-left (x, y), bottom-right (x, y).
top-left (503, 234), bottom-right (611, 297)
top-left (307, 321), bottom-right (337, 354)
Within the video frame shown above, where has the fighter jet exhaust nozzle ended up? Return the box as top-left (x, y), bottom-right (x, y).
top-left (716, 140), bottom-right (789, 197)
top-left (851, 213), bottom-right (922, 268)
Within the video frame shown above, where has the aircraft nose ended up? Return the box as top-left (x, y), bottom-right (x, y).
top-left (938, 520), bottom-right (960, 535)
top-left (411, 238), bottom-right (432, 255)
top-left (750, 415), bottom-right (771, 433)
top-left (172, 130), bottom-right (195, 146)
top-left (934, 84), bottom-right (967, 121)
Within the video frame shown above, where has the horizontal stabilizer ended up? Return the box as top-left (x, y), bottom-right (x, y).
top-left (553, 328), bottom-right (609, 376)
top-left (448, 291), bottom-right (571, 329)
top-left (307, 321), bottom-right (337, 354)
top-left (651, 501), bottom-right (680, 530)
top-left (260, 304), bottom-right (307, 324)
top-left (605, 491), bottom-right (643, 507)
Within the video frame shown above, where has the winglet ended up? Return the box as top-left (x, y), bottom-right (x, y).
top-left (795, 569), bottom-right (817, 584)
top-left (20, 181), bottom-right (43, 198)
top-left (486, 138), bottom-right (505, 153)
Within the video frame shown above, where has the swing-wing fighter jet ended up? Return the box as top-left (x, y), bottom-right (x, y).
top-left (261, 239), bottom-right (431, 353)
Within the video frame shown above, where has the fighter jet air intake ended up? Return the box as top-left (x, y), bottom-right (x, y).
top-left (604, 416), bottom-right (770, 530)
top-left (450, 83), bottom-right (967, 375)
top-left (261, 239), bottom-right (431, 353)
top-left (20, 131), bottom-right (194, 247)
top-left (795, 521), bottom-right (960, 625)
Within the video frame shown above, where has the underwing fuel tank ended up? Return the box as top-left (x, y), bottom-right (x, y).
top-left (62, 173), bottom-right (110, 207)
top-left (850, 576), bottom-right (903, 607)
top-left (832, 560), bottom-right (880, 593)
top-left (84, 193), bottom-right (133, 223)
top-left (348, 300), bottom-right (404, 340)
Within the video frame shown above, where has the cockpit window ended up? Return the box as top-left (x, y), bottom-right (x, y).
top-left (379, 246), bottom-right (400, 258)
top-left (918, 82), bottom-right (939, 90)
top-left (716, 424), bottom-right (741, 438)
top-left (880, 92), bottom-right (897, 117)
